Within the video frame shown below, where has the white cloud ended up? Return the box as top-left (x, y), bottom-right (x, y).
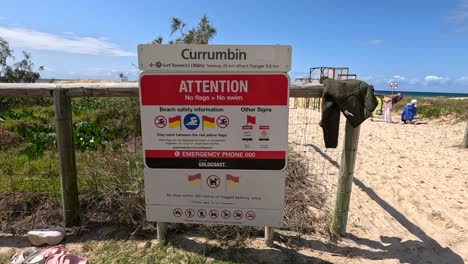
top-left (371, 74), bottom-right (462, 88)
top-left (393, 75), bottom-right (406, 80)
top-left (449, 0), bottom-right (468, 23)
top-left (0, 26), bottom-right (136, 56)
top-left (424, 75), bottom-right (443, 81)
top-left (455, 26), bottom-right (468, 33)
top-left (43, 66), bottom-right (56, 72)
top-left (455, 76), bottom-right (468, 84)
top-left (408, 78), bottom-right (419, 85)
top-left (383, 75), bottom-right (406, 82)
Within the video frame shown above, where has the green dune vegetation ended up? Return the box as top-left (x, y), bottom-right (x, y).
top-left (392, 97), bottom-right (468, 120)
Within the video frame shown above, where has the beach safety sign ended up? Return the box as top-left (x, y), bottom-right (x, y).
top-left (138, 45), bottom-right (290, 227)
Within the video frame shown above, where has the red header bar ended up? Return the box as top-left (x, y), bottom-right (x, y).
top-left (145, 150), bottom-right (286, 159)
top-left (140, 74), bottom-right (288, 106)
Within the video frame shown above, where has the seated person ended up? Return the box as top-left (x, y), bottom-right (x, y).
top-left (401, 99), bottom-right (417, 124)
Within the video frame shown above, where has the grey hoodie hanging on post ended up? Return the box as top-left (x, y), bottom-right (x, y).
top-left (319, 76), bottom-right (378, 148)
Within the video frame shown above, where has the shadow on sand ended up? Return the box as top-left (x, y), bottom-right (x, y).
top-left (298, 143), bottom-right (464, 263)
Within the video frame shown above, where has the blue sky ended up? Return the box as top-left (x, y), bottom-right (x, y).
top-left (1, 0), bottom-right (468, 93)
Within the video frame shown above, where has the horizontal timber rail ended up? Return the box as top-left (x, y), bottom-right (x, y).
top-left (2, 81), bottom-right (360, 246)
top-left (0, 82), bottom-right (324, 98)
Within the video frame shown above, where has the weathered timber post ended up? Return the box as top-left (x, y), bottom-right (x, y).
top-left (264, 226), bottom-right (275, 246)
top-left (332, 121), bottom-right (361, 236)
top-left (157, 222), bottom-right (168, 242)
top-left (464, 117), bottom-right (468, 148)
top-left (54, 84), bottom-right (80, 227)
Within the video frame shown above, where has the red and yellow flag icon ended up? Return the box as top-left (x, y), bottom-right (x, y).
top-left (169, 116), bottom-right (181, 128)
top-left (188, 173), bottom-right (201, 186)
top-left (202, 116), bottom-right (215, 129)
top-left (226, 174), bottom-right (239, 188)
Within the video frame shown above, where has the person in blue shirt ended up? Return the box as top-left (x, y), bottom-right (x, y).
top-left (401, 99), bottom-right (417, 124)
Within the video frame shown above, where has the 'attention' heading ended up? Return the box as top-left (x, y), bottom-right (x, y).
top-left (179, 80), bottom-right (248, 93)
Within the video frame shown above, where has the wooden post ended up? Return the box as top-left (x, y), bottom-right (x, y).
top-left (54, 85), bottom-right (80, 227)
top-left (332, 121), bottom-right (361, 236)
top-left (464, 117), bottom-right (468, 148)
top-left (264, 226), bottom-right (275, 246)
top-left (157, 222), bottom-right (168, 242)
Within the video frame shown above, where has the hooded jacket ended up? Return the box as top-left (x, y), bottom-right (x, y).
top-left (401, 103), bottom-right (417, 121)
top-left (319, 76), bottom-right (378, 148)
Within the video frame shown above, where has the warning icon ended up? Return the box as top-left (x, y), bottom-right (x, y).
top-left (197, 209), bottom-right (207, 218)
top-left (185, 208), bottom-right (195, 218)
top-left (209, 209), bottom-right (219, 219)
top-left (154, 116), bottom-right (167, 128)
top-left (222, 210), bottom-right (231, 219)
top-left (233, 210), bottom-right (243, 220)
top-left (173, 208), bottom-right (183, 217)
top-left (216, 115), bottom-right (230, 128)
top-left (206, 175), bottom-right (221, 188)
top-left (245, 211), bottom-right (256, 220)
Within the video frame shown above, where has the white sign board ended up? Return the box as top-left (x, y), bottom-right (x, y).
top-left (138, 44), bottom-right (291, 72)
top-left (138, 45), bottom-right (290, 227)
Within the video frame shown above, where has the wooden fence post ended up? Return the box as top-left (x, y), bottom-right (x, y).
top-left (264, 226), bottom-right (275, 246)
top-left (464, 117), bottom-right (468, 148)
top-left (157, 222), bottom-right (168, 242)
top-left (54, 85), bottom-right (80, 227)
top-left (332, 121), bottom-right (361, 236)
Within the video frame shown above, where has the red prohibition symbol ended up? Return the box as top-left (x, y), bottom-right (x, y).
top-left (233, 210), bottom-right (243, 220)
top-left (245, 211), bottom-right (256, 220)
top-left (222, 210), bottom-right (231, 219)
top-left (216, 115), bottom-right (229, 128)
top-left (185, 208), bottom-right (195, 218)
top-left (197, 209), bottom-right (207, 218)
top-left (209, 209), bottom-right (219, 219)
top-left (206, 175), bottom-right (221, 188)
top-left (154, 115), bottom-right (167, 128)
top-left (173, 208), bottom-right (183, 217)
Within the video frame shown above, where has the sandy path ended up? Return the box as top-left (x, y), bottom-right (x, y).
top-left (242, 104), bottom-right (467, 263)
top-left (345, 116), bottom-right (468, 263)
top-left (287, 108), bottom-right (468, 263)
top-left (289, 102), bottom-right (468, 263)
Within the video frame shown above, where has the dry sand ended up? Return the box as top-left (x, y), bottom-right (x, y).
top-left (341, 114), bottom-right (468, 263)
top-left (281, 109), bottom-right (468, 263)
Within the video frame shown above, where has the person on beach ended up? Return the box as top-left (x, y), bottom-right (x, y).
top-left (401, 99), bottom-right (418, 124)
top-left (383, 93), bottom-right (403, 123)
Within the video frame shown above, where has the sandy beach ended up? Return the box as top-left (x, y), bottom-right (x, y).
top-left (283, 108), bottom-right (468, 263)
top-left (340, 116), bottom-right (467, 263)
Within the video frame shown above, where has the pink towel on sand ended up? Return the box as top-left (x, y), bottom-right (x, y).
top-left (41, 245), bottom-right (87, 264)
